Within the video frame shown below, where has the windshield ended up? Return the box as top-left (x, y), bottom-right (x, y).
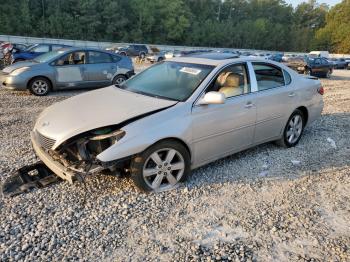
top-left (33, 50), bottom-right (65, 63)
top-left (25, 44), bottom-right (38, 52)
top-left (120, 61), bottom-right (214, 101)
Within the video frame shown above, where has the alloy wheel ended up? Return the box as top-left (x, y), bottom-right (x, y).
top-left (32, 80), bottom-right (48, 95)
top-left (286, 114), bottom-right (303, 144)
top-left (142, 148), bottom-right (185, 191)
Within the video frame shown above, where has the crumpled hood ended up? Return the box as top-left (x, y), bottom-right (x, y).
top-left (34, 86), bottom-right (177, 148)
top-left (2, 61), bottom-right (38, 74)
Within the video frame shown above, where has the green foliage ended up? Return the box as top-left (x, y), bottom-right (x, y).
top-left (314, 0), bottom-right (350, 53)
top-left (0, 0), bottom-right (347, 53)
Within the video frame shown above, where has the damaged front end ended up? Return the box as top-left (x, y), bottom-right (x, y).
top-left (31, 127), bottom-right (127, 183)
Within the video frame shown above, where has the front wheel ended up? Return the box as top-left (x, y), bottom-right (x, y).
top-left (276, 109), bottom-right (305, 148)
top-left (130, 141), bottom-right (190, 192)
top-left (29, 77), bottom-right (51, 96)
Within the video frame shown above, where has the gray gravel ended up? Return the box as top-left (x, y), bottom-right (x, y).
top-left (0, 70), bottom-right (350, 261)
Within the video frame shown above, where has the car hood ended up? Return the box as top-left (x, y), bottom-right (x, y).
top-left (2, 61), bottom-right (37, 74)
top-left (34, 86), bottom-right (177, 148)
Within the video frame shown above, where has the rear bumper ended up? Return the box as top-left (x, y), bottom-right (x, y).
top-left (126, 70), bottom-right (135, 78)
top-left (31, 131), bottom-right (76, 183)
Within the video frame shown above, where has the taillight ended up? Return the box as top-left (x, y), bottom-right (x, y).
top-left (317, 86), bottom-right (324, 95)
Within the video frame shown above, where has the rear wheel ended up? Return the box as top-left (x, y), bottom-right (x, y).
top-left (112, 75), bottom-right (127, 85)
top-left (326, 69), bottom-right (331, 78)
top-left (304, 68), bottom-right (311, 75)
top-left (276, 109), bottom-right (305, 148)
top-left (29, 77), bottom-right (51, 96)
top-left (139, 52), bottom-right (146, 59)
top-left (130, 140), bottom-right (190, 192)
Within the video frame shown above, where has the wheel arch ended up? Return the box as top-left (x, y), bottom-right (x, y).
top-left (147, 137), bottom-right (192, 160)
top-left (27, 75), bottom-right (54, 90)
top-left (296, 106), bottom-right (309, 125)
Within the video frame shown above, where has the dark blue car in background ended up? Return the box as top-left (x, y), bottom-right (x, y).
top-left (12, 43), bottom-right (70, 63)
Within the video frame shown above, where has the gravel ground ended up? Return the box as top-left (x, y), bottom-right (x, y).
top-left (0, 70), bottom-right (349, 261)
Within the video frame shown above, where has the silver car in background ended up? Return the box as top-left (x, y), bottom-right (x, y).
top-left (0, 48), bottom-right (134, 96)
top-left (31, 57), bottom-right (324, 192)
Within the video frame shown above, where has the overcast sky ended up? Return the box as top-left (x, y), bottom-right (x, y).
top-left (286, 0), bottom-right (342, 7)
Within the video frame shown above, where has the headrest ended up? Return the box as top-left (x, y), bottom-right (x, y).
top-left (224, 73), bottom-right (242, 87)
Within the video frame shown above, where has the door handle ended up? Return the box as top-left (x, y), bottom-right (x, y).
top-left (245, 102), bottom-right (254, 108)
top-left (288, 92), bottom-right (295, 97)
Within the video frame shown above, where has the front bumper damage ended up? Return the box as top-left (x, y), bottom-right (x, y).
top-left (30, 129), bottom-right (128, 184)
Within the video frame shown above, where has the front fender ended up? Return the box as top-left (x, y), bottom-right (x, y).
top-left (96, 103), bottom-right (192, 162)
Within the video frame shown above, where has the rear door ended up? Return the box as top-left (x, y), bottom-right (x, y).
top-left (53, 51), bottom-right (89, 89)
top-left (84, 51), bottom-right (115, 87)
top-left (251, 62), bottom-right (296, 143)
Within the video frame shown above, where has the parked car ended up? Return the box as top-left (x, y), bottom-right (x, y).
top-left (146, 51), bottom-right (166, 63)
top-left (12, 43), bottom-right (29, 53)
top-left (0, 47), bottom-right (134, 96)
top-left (11, 43), bottom-right (71, 63)
top-left (304, 57), bottom-right (333, 77)
top-left (269, 53), bottom-right (284, 62)
top-left (30, 56), bottom-right (323, 192)
top-left (309, 51), bottom-right (330, 59)
top-left (329, 58), bottom-right (348, 69)
top-left (117, 44), bottom-right (149, 58)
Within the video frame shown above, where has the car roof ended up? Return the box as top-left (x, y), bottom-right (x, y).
top-left (169, 56), bottom-right (269, 66)
top-left (57, 47), bottom-right (115, 53)
top-left (184, 52), bottom-right (239, 60)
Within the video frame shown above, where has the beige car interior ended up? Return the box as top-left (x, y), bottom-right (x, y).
top-left (213, 65), bottom-right (249, 98)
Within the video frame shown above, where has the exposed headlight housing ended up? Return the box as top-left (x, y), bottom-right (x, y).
top-left (90, 129), bottom-right (125, 142)
top-left (10, 67), bottom-right (30, 76)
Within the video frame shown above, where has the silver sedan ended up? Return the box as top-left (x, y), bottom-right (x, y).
top-left (31, 57), bottom-right (324, 192)
top-left (0, 48), bottom-right (134, 96)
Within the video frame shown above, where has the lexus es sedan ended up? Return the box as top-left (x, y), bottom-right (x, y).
top-left (31, 57), bottom-right (324, 192)
top-left (0, 47), bottom-right (134, 96)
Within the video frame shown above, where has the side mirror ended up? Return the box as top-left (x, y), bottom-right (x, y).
top-left (198, 91), bottom-right (225, 105)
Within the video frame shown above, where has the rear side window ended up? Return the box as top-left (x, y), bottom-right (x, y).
top-left (252, 63), bottom-right (285, 91)
top-left (88, 51), bottom-right (112, 64)
top-left (112, 55), bottom-right (121, 62)
top-left (283, 70), bottom-right (292, 85)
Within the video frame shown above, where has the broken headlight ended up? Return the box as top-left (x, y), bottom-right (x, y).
top-left (84, 129), bottom-right (125, 158)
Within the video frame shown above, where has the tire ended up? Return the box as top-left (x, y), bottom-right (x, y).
top-left (326, 69), bottom-right (331, 78)
top-left (276, 109), bottom-right (305, 148)
top-left (112, 74), bottom-right (127, 85)
top-left (157, 57), bottom-right (164, 62)
top-left (139, 52), bottom-right (146, 59)
top-left (28, 77), bottom-right (51, 96)
top-left (130, 140), bottom-right (190, 192)
top-left (304, 68), bottom-right (312, 76)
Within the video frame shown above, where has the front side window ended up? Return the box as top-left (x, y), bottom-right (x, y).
top-left (88, 51), bottom-right (112, 64)
top-left (207, 63), bottom-right (250, 98)
top-left (120, 61), bottom-right (213, 101)
top-left (252, 63), bottom-right (285, 91)
top-left (55, 51), bottom-right (86, 66)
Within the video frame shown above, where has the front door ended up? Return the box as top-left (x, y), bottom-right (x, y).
top-left (191, 63), bottom-right (257, 166)
top-left (53, 51), bottom-right (89, 89)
